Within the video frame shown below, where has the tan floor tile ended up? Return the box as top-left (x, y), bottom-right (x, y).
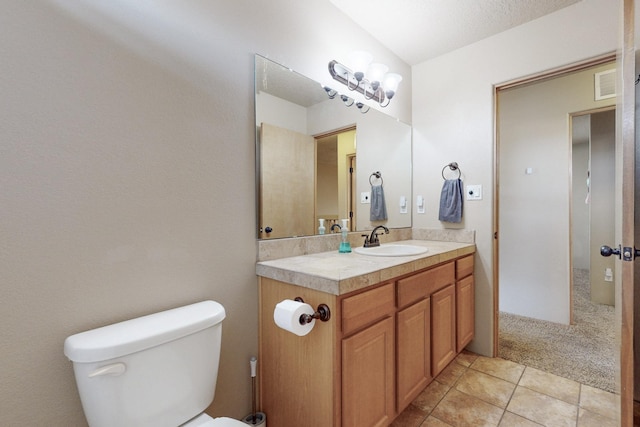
top-left (391, 404), bottom-right (427, 427)
top-left (431, 388), bottom-right (503, 427)
top-left (455, 369), bottom-right (516, 408)
top-left (421, 416), bottom-right (453, 426)
top-left (507, 386), bottom-right (578, 427)
top-left (412, 379), bottom-right (450, 413)
top-left (498, 411), bottom-right (543, 426)
top-left (454, 350), bottom-right (479, 367)
top-left (579, 385), bottom-right (618, 420)
top-left (435, 361), bottom-right (467, 387)
top-left (470, 356), bottom-right (525, 384)
top-left (519, 366), bottom-right (580, 405)
top-left (577, 407), bottom-right (618, 427)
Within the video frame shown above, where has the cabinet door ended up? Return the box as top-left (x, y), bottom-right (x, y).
top-left (431, 284), bottom-right (456, 376)
top-left (456, 275), bottom-right (474, 351)
top-left (342, 316), bottom-right (395, 427)
top-left (397, 298), bottom-right (431, 412)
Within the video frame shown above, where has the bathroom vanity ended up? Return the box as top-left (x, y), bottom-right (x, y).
top-left (256, 240), bottom-right (475, 427)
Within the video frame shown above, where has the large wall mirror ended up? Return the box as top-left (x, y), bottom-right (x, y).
top-left (255, 54), bottom-right (412, 239)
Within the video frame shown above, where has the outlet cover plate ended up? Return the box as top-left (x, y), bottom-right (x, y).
top-left (466, 185), bottom-right (482, 200)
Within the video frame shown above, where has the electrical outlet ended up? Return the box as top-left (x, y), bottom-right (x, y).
top-left (466, 185), bottom-right (482, 201)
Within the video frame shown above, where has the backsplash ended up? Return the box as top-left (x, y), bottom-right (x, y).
top-left (257, 228), bottom-right (475, 261)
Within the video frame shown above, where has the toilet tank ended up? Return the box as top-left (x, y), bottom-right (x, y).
top-left (64, 301), bottom-right (226, 427)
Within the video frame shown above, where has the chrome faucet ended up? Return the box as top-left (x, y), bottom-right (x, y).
top-left (361, 225), bottom-right (389, 247)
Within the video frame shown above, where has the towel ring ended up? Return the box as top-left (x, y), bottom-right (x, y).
top-left (369, 171), bottom-right (383, 186)
top-left (441, 162), bottom-right (461, 180)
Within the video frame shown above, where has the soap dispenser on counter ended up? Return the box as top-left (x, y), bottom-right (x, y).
top-left (318, 218), bottom-right (325, 235)
top-left (339, 219), bottom-right (351, 253)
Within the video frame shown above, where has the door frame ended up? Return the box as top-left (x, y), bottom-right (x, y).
top-left (493, 54), bottom-right (616, 355)
top-left (492, 45), bottom-right (635, 422)
top-left (618, 0), bottom-right (634, 423)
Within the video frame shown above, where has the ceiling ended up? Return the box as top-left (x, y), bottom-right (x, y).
top-left (329, 0), bottom-right (583, 65)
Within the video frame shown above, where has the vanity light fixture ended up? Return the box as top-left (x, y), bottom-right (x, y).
top-left (328, 50), bottom-right (402, 108)
top-left (324, 86), bottom-right (338, 99)
top-left (340, 94), bottom-right (354, 107)
top-left (355, 102), bottom-right (370, 113)
top-left (331, 93), bottom-right (369, 114)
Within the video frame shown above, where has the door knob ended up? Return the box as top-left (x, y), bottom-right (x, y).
top-left (264, 226), bottom-right (273, 234)
top-left (600, 245), bottom-right (640, 260)
top-left (600, 245), bottom-right (621, 258)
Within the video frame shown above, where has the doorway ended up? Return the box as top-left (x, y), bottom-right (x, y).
top-left (572, 109), bottom-right (616, 308)
top-left (315, 128), bottom-right (356, 231)
top-left (495, 60), bottom-right (617, 391)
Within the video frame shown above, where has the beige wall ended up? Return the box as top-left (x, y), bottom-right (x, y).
top-left (412, 0), bottom-right (619, 354)
top-left (0, 1), bottom-right (410, 425)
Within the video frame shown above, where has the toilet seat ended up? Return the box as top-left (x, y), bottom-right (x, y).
top-left (182, 413), bottom-right (246, 427)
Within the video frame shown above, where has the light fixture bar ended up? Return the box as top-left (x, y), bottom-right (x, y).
top-left (328, 60), bottom-right (385, 104)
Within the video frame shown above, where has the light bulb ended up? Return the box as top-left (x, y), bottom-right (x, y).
top-left (367, 63), bottom-right (389, 89)
top-left (348, 51), bottom-right (373, 81)
top-left (383, 73), bottom-right (402, 98)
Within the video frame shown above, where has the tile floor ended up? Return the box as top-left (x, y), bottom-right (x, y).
top-left (391, 351), bottom-right (619, 427)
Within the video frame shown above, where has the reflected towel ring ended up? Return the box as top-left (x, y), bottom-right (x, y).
top-left (369, 171), bottom-right (383, 186)
top-left (441, 162), bottom-right (461, 180)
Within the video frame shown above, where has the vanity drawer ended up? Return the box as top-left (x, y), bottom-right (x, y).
top-left (397, 263), bottom-right (455, 308)
top-left (342, 283), bottom-right (395, 336)
top-left (456, 255), bottom-right (474, 279)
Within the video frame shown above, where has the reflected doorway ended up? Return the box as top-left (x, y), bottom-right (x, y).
top-left (315, 127), bottom-right (356, 231)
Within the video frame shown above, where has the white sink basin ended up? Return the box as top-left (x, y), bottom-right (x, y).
top-left (354, 244), bottom-right (428, 257)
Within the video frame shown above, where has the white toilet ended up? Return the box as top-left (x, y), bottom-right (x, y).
top-left (64, 300), bottom-right (247, 427)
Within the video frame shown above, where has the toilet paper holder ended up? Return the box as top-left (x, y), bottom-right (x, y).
top-left (294, 297), bottom-right (331, 324)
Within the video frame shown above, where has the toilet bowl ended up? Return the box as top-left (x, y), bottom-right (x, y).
top-left (64, 301), bottom-right (247, 427)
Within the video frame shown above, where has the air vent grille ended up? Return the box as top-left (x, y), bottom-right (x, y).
top-left (595, 69), bottom-right (616, 100)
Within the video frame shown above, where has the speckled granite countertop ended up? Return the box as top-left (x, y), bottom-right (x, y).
top-left (256, 240), bottom-right (475, 296)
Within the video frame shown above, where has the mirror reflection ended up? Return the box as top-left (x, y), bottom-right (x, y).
top-left (255, 54), bottom-right (412, 239)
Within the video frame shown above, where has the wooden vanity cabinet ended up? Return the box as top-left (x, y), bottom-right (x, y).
top-left (396, 298), bottom-right (431, 411)
top-left (258, 254), bottom-right (474, 427)
top-left (341, 283), bottom-right (396, 427)
top-left (456, 255), bottom-right (475, 351)
top-left (258, 279), bottom-right (339, 427)
top-left (342, 316), bottom-right (395, 427)
top-left (431, 283), bottom-right (457, 375)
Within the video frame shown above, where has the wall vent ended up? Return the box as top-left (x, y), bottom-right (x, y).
top-left (595, 69), bottom-right (616, 100)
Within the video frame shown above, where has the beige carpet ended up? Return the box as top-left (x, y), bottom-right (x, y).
top-left (499, 269), bottom-right (616, 393)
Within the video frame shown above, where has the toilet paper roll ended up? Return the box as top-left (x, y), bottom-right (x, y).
top-left (273, 299), bottom-right (315, 336)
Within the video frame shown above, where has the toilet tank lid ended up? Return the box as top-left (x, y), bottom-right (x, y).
top-left (64, 300), bottom-right (226, 363)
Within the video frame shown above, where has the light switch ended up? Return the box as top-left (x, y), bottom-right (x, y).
top-left (400, 196), bottom-right (407, 214)
top-left (416, 195), bottom-right (425, 214)
top-left (360, 192), bottom-right (370, 204)
top-left (466, 185), bottom-right (482, 201)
